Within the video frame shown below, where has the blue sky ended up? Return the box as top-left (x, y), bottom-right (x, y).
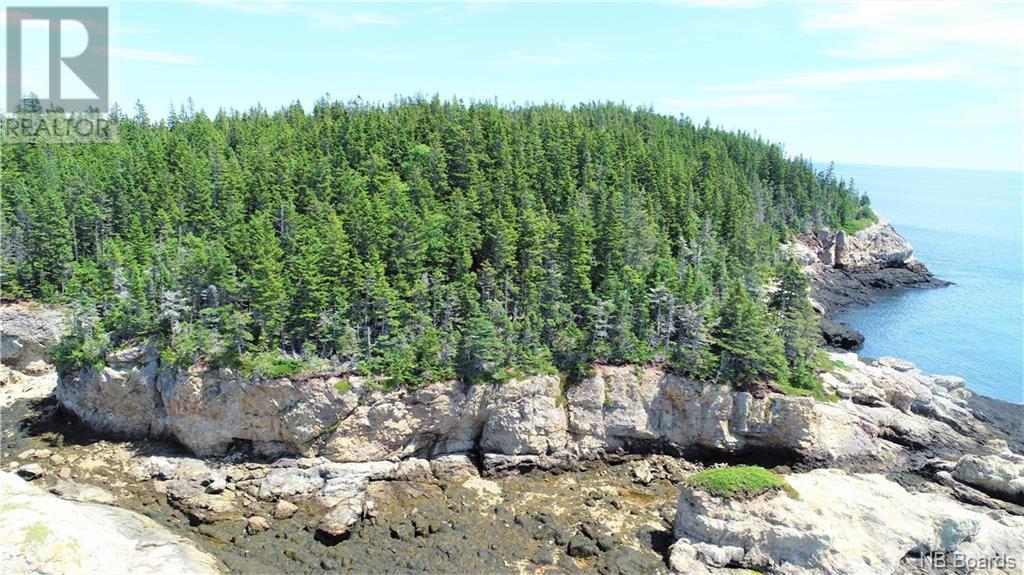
top-left (8, 1), bottom-right (1024, 170)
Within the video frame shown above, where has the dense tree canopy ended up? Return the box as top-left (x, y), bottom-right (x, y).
top-left (1, 97), bottom-right (871, 389)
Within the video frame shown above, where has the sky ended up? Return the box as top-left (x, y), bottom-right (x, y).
top-left (5, 1), bottom-right (1024, 171)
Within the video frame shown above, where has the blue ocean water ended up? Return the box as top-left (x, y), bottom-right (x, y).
top-left (831, 163), bottom-right (1023, 404)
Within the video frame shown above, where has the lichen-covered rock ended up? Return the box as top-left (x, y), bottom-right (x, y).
top-left (672, 469), bottom-right (1024, 575)
top-left (0, 471), bottom-right (224, 574)
top-left (317, 493), bottom-right (366, 537)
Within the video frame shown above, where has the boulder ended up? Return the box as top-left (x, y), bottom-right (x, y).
top-left (953, 452), bottom-right (1024, 505)
top-left (165, 480), bottom-right (241, 523)
top-left (245, 516), bottom-right (271, 535)
top-left (317, 493), bottom-right (365, 537)
top-left (15, 464), bottom-right (43, 481)
top-left (273, 500), bottom-right (298, 519)
top-left (672, 468), bottom-right (1024, 575)
top-left (819, 317), bottom-right (864, 350)
top-left (0, 472), bottom-right (224, 574)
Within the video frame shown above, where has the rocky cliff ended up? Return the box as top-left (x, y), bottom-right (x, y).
top-left (781, 220), bottom-right (949, 350)
top-left (46, 323), bottom-right (1022, 500)
top-left (787, 219), bottom-right (949, 317)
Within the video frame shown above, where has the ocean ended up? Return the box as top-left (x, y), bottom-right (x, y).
top-left (831, 163), bottom-right (1023, 404)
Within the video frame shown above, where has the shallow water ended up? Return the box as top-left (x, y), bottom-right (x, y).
top-left (833, 163), bottom-right (1023, 404)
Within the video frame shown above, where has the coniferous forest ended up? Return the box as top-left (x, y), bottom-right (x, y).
top-left (1, 98), bottom-right (873, 391)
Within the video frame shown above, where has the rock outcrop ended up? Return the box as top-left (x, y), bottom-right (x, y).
top-left (784, 220), bottom-right (950, 351)
top-left (0, 471), bottom-right (224, 575)
top-left (793, 220), bottom-right (948, 316)
top-left (670, 468), bottom-right (1024, 575)
top-left (0, 303), bottom-right (66, 374)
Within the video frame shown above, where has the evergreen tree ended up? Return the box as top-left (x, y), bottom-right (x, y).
top-left (2, 98), bottom-right (870, 390)
top-left (713, 282), bottom-right (789, 389)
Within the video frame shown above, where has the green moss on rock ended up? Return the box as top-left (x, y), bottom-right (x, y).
top-left (684, 466), bottom-right (797, 499)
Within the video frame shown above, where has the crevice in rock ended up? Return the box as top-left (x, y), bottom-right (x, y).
top-left (314, 529), bottom-right (350, 547)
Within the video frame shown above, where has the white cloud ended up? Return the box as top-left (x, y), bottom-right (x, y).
top-left (802, 2), bottom-right (1024, 62)
top-left (111, 46), bottom-right (197, 65)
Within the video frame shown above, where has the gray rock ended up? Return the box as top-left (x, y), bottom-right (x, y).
top-left (165, 480), bottom-right (241, 523)
top-left (877, 356), bottom-right (917, 372)
top-left (246, 516), bottom-right (271, 534)
top-left (273, 500), bottom-right (298, 519)
top-left (0, 304), bottom-right (67, 371)
top-left (16, 464), bottom-right (43, 481)
top-left (430, 454), bottom-right (479, 481)
top-left (0, 472), bottom-right (223, 574)
top-left (203, 473), bottom-right (227, 494)
top-left (49, 479), bottom-right (116, 505)
top-left (632, 462), bottom-right (654, 485)
top-left (819, 317), bottom-right (864, 350)
top-left (257, 467), bottom-right (324, 502)
top-left (833, 229), bottom-right (846, 268)
top-left (132, 456), bottom-right (180, 481)
top-left (479, 376), bottom-right (568, 456)
top-left (567, 531), bottom-right (601, 558)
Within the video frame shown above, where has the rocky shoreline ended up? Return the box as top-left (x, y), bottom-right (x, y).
top-left (2, 221), bottom-right (1022, 574)
top-left (785, 219), bottom-right (951, 350)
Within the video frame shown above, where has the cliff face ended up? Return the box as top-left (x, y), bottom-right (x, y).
top-left (0, 301), bottom-right (1010, 481)
top-left (50, 339), bottom-right (1017, 483)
